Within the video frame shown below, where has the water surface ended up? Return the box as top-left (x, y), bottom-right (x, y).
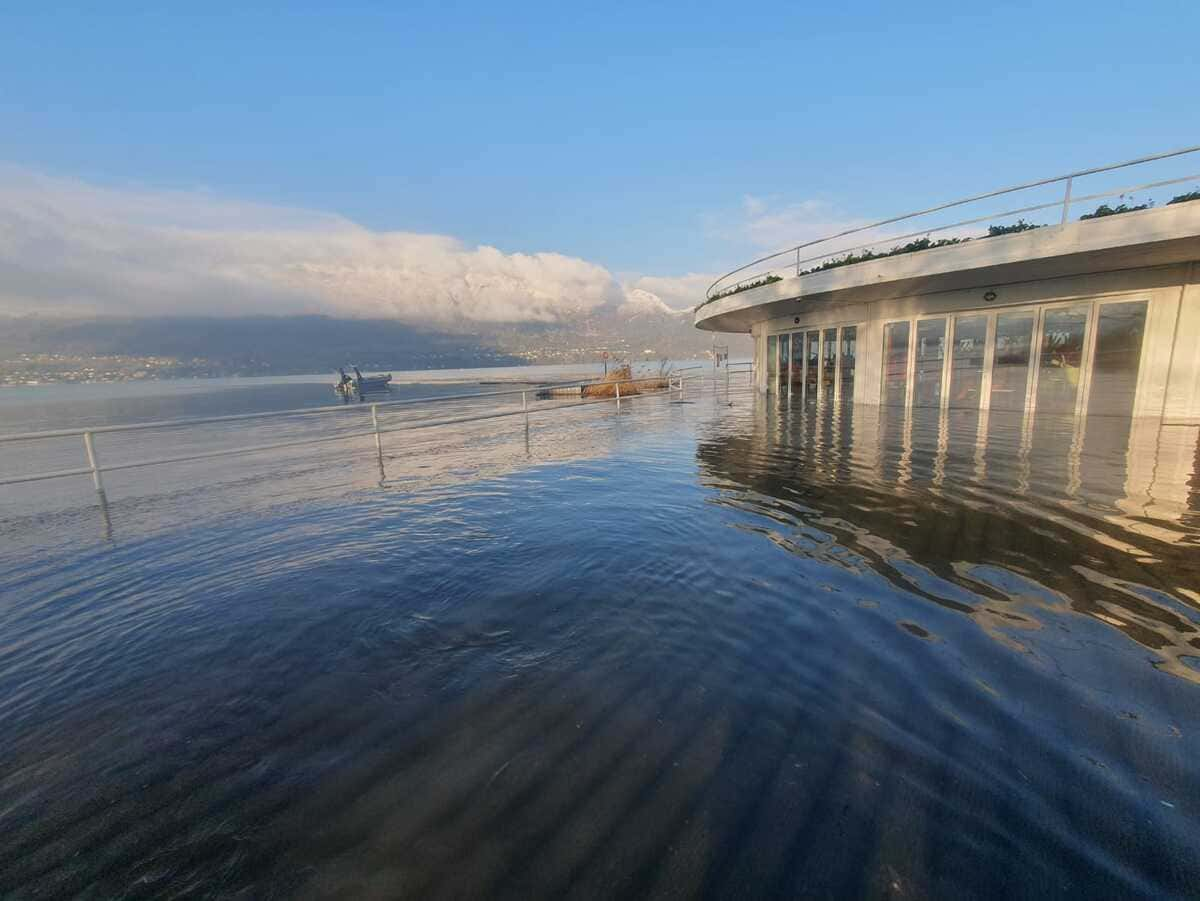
top-left (1, 383), bottom-right (1198, 898)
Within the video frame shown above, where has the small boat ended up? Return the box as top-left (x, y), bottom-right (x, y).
top-left (334, 367), bottom-right (392, 399)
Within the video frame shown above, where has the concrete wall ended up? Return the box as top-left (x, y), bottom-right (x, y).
top-left (1164, 262), bottom-right (1200, 421)
top-left (697, 200), bottom-right (1200, 334)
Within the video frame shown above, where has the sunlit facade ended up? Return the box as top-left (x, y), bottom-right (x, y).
top-left (697, 202), bottom-right (1200, 422)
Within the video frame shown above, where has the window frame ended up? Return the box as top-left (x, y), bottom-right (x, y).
top-left (877, 295), bottom-right (1151, 417)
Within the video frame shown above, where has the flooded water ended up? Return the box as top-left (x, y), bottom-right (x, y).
top-left (1, 378), bottom-right (1199, 899)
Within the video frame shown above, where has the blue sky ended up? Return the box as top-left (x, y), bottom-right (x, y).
top-left (0, 1), bottom-right (1197, 319)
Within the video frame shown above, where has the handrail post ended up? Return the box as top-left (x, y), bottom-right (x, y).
top-left (370, 404), bottom-right (384, 480)
top-left (521, 390), bottom-right (527, 413)
top-left (796, 247), bottom-right (801, 276)
top-left (83, 430), bottom-right (113, 538)
top-left (1060, 176), bottom-right (1074, 225)
top-left (615, 381), bottom-right (620, 410)
top-left (83, 431), bottom-right (105, 496)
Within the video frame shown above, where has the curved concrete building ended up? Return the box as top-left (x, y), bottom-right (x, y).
top-left (696, 154), bottom-right (1200, 424)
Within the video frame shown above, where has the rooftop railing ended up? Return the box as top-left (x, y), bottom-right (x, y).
top-left (702, 144), bottom-right (1200, 306)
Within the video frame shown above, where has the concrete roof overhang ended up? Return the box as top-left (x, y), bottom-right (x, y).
top-left (694, 201), bottom-right (1200, 333)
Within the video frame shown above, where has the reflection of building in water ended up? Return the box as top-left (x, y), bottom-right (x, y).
top-left (698, 201), bottom-right (1200, 422)
top-left (695, 400), bottom-right (1200, 680)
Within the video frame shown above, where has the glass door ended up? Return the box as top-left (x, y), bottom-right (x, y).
top-left (948, 314), bottom-right (987, 409)
top-left (990, 312), bottom-right (1035, 412)
top-left (822, 328), bottom-right (838, 402)
top-left (778, 333), bottom-right (791, 393)
top-left (1035, 306), bottom-right (1088, 414)
top-left (1086, 301), bottom-right (1147, 418)
top-left (790, 331), bottom-right (806, 391)
top-left (882, 321), bottom-right (910, 406)
top-left (839, 326), bottom-right (857, 402)
top-left (805, 331), bottom-right (820, 402)
top-left (913, 318), bottom-right (947, 407)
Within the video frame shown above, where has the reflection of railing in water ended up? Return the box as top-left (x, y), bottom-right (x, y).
top-left (0, 374), bottom-right (703, 513)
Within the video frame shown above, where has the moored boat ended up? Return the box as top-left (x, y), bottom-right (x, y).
top-left (334, 367), bottom-right (392, 399)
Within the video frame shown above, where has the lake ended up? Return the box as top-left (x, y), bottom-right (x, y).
top-left (0, 371), bottom-right (1198, 898)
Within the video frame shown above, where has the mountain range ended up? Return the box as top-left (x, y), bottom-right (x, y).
top-left (0, 294), bottom-right (749, 382)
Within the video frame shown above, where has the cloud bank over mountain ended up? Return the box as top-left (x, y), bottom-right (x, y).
top-left (0, 166), bottom-right (708, 323)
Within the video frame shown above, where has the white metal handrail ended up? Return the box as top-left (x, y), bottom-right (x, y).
top-left (0, 376), bottom-right (631, 444)
top-left (0, 372), bottom-right (701, 490)
top-left (703, 144), bottom-right (1200, 304)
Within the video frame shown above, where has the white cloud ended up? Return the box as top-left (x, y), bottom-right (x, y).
top-left (701, 194), bottom-right (991, 295)
top-left (0, 165), bottom-right (653, 323)
top-left (735, 194), bottom-right (874, 251)
top-left (620, 272), bottom-right (716, 312)
top-left (694, 194), bottom-right (878, 287)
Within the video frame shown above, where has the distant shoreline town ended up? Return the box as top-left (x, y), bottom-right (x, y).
top-left (0, 313), bottom-right (749, 386)
top-left (0, 350), bottom-right (612, 385)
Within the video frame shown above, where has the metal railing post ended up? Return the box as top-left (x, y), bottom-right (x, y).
top-left (521, 390), bottom-right (527, 412)
top-left (615, 382), bottom-right (621, 410)
top-left (1060, 176), bottom-right (1074, 225)
top-left (83, 431), bottom-right (105, 495)
top-left (83, 430), bottom-right (113, 538)
top-left (370, 403), bottom-right (384, 479)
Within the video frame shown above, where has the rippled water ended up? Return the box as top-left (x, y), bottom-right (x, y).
top-left (1, 382), bottom-right (1198, 898)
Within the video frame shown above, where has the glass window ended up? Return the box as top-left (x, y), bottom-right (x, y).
top-left (948, 314), bottom-right (987, 409)
top-left (914, 318), bottom-right (946, 407)
top-left (805, 331), bottom-right (820, 400)
top-left (1036, 306), bottom-right (1088, 415)
top-left (1087, 301), bottom-right (1147, 418)
top-left (766, 335), bottom-right (777, 392)
top-left (882, 321), bottom-right (910, 406)
top-left (778, 333), bottom-right (790, 387)
top-left (790, 331), bottom-right (805, 387)
top-left (990, 312), bottom-right (1035, 412)
top-left (822, 328), bottom-right (838, 400)
top-left (839, 326), bottom-right (857, 401)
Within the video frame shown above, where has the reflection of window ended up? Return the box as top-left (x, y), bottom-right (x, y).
top-left (1036, 307), bottom-right (1088, 414)
top-left (882, 321), bottom-right (910, 406)
top-left (990, 312), bottom-right (1034, 412)
top-left (949, 314), bottom-right (987, 409)
top-left (914, 318), bottom-right (946, 407)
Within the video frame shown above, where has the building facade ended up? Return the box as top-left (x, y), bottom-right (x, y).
top-left (696, 200), bottom-right (1200, 423)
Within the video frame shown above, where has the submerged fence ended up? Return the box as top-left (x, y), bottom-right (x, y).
top-left (0, 371), bottom-right (732, 499)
